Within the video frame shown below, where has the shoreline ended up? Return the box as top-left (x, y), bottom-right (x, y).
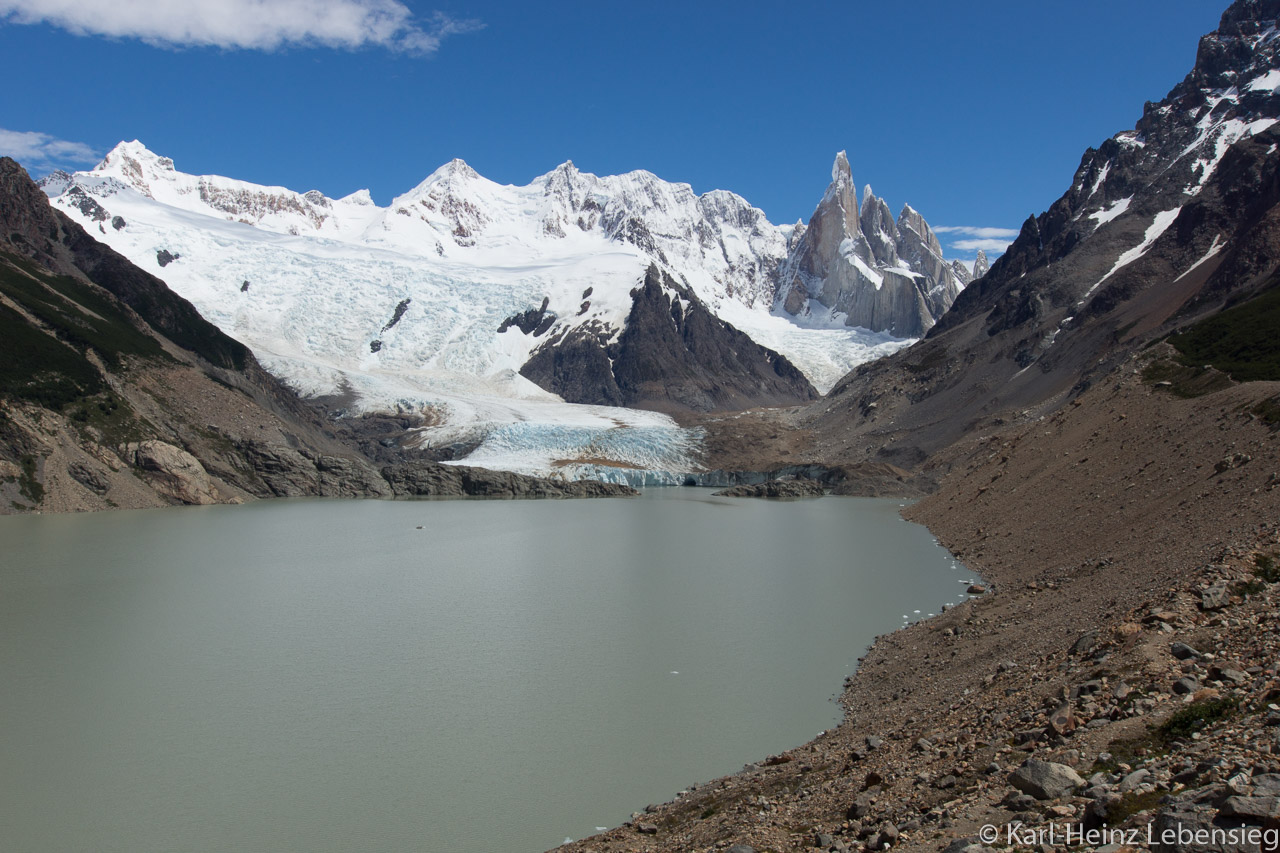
top-left (555, 360), bottom-right (1280, 853)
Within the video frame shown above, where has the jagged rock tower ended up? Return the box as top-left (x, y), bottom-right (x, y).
top-left (777, 152), bottom-right (964, 336)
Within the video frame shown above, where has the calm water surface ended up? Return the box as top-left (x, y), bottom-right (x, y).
top-left (0, 490), bottom-right (971, 853)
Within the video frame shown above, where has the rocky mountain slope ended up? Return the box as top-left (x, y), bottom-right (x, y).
top-left (770, 0), bottom-right (1280, 476)
top-left (0, 158), bottom-right (635, 513)
top-left (558, 345), bottom-right (1280, 853)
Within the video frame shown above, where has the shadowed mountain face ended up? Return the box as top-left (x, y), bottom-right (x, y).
top-left (803, 0), bottom-right (1280, 469)
top-left (519, 265), bottom-right (819, 414)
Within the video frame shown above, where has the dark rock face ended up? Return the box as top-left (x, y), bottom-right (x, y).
top-left (497, 296), bottom-right (557, 336)
top-left (777, 152), bottom-right (964, 336)
top-left (519, 266), bottom-right (818, 413)
top-left (63, 186), bottom-right (109, 222)
top-left (713, 479), bottom-right (825, 498)
top-left (380, 298), bottom-right (411, 332)
top-left (156, 249), bottom-right (179, 267)
top-left (809, 0), bottom-right (1280, 464)
top-left (380, 462), bottom-right (638, 498)
top-left (0, 157), bottom-right (249, 372)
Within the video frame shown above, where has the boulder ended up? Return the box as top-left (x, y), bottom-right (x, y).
top-left (1218, 795), bottom-right (1280, 820)
top-left (127, 440), bottom-right (218, 504)
top-left (1008, 758), bottom-right (1084, 800)
top-left (1200, 583), bottom-right (1231, 611)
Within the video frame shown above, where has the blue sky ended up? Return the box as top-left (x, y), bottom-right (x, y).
top-left (0, 1), bottom-right (1226, 259)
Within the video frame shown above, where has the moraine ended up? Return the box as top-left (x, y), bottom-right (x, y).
top-left (0, 490), bottom-right (972, 853)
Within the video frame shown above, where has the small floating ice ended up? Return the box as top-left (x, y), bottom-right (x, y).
top-left (913, 609), bottom-right (921, 614)
top-left (670, 671), bottom-right (679, 675)
top-left (595, 827), bottom-right (607, 832)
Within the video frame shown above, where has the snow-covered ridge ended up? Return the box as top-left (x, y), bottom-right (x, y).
top-left (44, 142), bottom-right (949, 478)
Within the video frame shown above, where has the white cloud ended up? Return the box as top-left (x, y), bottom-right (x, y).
top-left (935, 225), bottom-right (1018, 257)
top-left (0, 0), bottom-right (481, 54)
top-left (933, 225), bottom-right (1020, 240)
top-left (951, 237), bottom-right (1016, 253)
top-left (0, 128), bottom-right (99, 171)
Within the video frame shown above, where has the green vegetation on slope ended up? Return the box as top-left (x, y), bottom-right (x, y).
top-left (0, 301), bottom-right (105, 407)
top-left (1170, 283), bottom-right (1280, 381)
top-left (0, 254), bottom-right (162, 443)
top-left (0, 252), bottom-right (167, 370)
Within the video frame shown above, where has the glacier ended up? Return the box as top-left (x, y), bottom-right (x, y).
top-left (45, 142), bottom-right (941, 479)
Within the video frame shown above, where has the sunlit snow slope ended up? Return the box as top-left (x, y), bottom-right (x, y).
top-left (47, 143), bottom-right (916, 479)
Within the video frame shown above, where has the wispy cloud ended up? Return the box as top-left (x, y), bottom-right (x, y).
top-left (0, 128), bottom-right (99, 172)
top-left (0, 1), bottom-right (482, 54)
top-left (951, 237), bottom-right (1016, 253)
top-left (933, 226), bottom-right (1020, 240)
top-left (935, 225), bottom-right (1019, 257)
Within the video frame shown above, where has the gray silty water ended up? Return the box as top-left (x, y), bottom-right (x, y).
top-left (0, 489), bottom-right (973, 853)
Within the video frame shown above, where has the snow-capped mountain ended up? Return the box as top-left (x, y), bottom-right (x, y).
top-left (42, 143), bottom-right (964, 479)
top-left (777, 151), bottom-right (966, 336)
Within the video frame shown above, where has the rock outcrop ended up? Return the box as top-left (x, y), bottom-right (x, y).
top-left (126, 440), bottom-right (220, 505)
top-left (713, 479), bottom-right (825, 498)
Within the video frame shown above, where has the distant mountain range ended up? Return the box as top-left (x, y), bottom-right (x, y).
top-left (40, 143), bottom-right (968, 405)
top-left (30, 141), bottom-right (971, 481)
top-left (13, 0), bottom-right (1280, 514)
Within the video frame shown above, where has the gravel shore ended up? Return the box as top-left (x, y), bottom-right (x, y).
top-left (555, 353), bottom-right (1280, 853)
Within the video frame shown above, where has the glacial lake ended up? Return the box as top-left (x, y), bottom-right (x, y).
top-left (0, 489), bottom-right (970, 853)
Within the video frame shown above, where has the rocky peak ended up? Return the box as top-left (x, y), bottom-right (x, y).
top-left (792, 151), bottom-right (868, 282)
top-left (95, 140), bottom-right (175, 197)
top-left (777, 155), bottom-right (963, 336)
top-left (897, 204), bottom-right (949, 282)
top-left (973, 248), bottom-right (991, 280)
top-left (824, 150), bottom-right (861, 232)
top-left (402, 158), bottom-right (483, 200)
top-left (938, 0), bottom-right (1280, 338)
top-left (859, 185), bottom-right (901, 267)
top-left (36, 169), bottom-right (72, 197)
top-left (540, 159), bottom-right (598, 211)
top-left (442, 157), bottom-right (478, 179)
